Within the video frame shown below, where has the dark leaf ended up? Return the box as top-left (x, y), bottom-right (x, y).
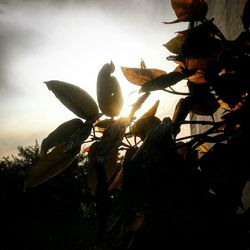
top-left (23, 143), bottom-right (74, 191)
top-left (45, 80), bottom-right (99, 120)
top-left (242, 0), bottom-right (250, 30)
top-left (172, 97), bottom-right (191, 137)
top-left (131, 116), bottom-right (161, 140)
top-left (211, 73), bottom-right (245, 108)
top-left (40, 118), bottom-right (84, 157)
top-left (64, 122), bottom-right (92, 156)
top-left (189, 93), bottom-right (220, 116)
top-left (139, 71), bottom-right (185, 92)
top-left (97, 61), bottom-right (123, 117)
top-left (95, 119), bottom-right (115, 130)
top-left (181, 22), bottom-right (221, 57)
top-left (108, 167), bottom-right (124, 192)
top-left (130, 117), bottom-right (174, 165)
top-left (94, 160), bottom-right (110, 241)
top-left (163, 19), bottom-right (182, 24)
top-left (87, 142), bottom-right (118, 195)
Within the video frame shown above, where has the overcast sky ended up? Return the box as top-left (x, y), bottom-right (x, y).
top-left (0, 0), bottom-right (190, 158)
top-left (0, 0), bottom-right (246, 158)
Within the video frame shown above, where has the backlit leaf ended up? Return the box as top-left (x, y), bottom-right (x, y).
top-left (140, 58), bottom-right (147, 69)
top-left (140, 100), bottom-right (160, 119)
top-left (131, 116), bottom-right (161, 141)
top-left (198, 144), bottom-right (209, 153)
top-left (45, 80), bottom-right (99, 120)
top-left (128, 92), bottom-right (150, 121)
top-left (95, 119), bottom-right (115, 130)
top-left (163, 33), bottom-right (186, 55)
top-left (187, 70), bottom-right (208, 84)
top-left (23, 143), bottom-right (74, 191)
top-left (139, 71), bottom-right (185, 92)
top-left (40, 118), bottom-right (84, 158)
top-left (97, 61), bottom-right (123, 117)
top-left (121, 67), bottom-right (166, 86)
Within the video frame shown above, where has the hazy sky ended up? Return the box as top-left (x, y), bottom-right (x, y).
top-left (0, 0), bottom-right (189, 158)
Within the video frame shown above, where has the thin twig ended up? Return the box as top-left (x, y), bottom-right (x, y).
top-left (175, 120), bottom-right (217, 126)
top-left (163, 88), bottom-right (190, 96)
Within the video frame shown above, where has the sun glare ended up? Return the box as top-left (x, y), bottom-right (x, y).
top-left (0, 2), bottom-right (189, 157)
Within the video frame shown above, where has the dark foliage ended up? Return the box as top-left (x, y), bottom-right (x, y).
top-left (0, 145), bottom-right (97, 250)
top-left (2, 1), bottom-right (250, 250)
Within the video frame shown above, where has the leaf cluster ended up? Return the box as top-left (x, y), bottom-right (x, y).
top-left (21, 1), bottom-right (250, 249)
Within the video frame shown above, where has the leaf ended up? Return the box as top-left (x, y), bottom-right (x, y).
top-left (172, 97), bottom-right (191, 137)
top-left (121, 67), bottom-right (166, 86)
top-left (131, 116), bottom-right (161, 141)
top-left (23, 143), bottom-right (74, 191)
top-left (108, 167), bottom-right (124, 192)
top-left (211, 73), bottom-right (244, 108)
top-left (45, 80), bottom-right (99, 120)
top-left (163, 33), bottom-right (186, 55)
top-left (139, 71), bottom-right (185, 92)
top-left (97, 61), bottom-right (123, 117)
top-left (187, 70), bottom-right (208, 84)
top-left (87, 142), bottom-right (119, 195)
top-left (128, 92), bottom-right (151, 121)
top-left (171, 0), bottom-right (208, 22)
top-left (128, 213), bottom-right (144, 231)
top-left (130, 117), bottom-right (174, 165)
top-left (140, 100), bottom-right (160, 119)
top-left (181, 22), bottom-right (221, 57)
top-left (242, 0), bottom-right (250, 30)
top-left (95, 119), bottom-right (115, 130)
top-left (140, 58), bottom-right (147, 69)
top-left (218, 99), bottom-right (231, 111)
top-left (96, 118), bottom-right (129, 162)
top-left (198, 144), bottom-right (209, 153)
top-left (186, 52), bottom-right (219, 72)
top-left (176, 141), bottom-right (189, 159)
top-left (40, 118), bottom-right (84, 158)
top-left (190, 93), bottom-right (220, 116)
top-left (64, 122), bottom-right (92, 156)
top-left (163, 19), bottom-right (182, 24)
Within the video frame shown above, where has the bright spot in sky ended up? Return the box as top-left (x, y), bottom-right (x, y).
top-left (0, 1), bottom-right (189, 158)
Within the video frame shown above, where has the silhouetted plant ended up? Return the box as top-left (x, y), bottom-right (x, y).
top-left (11, 0), bottom-right (250, 249)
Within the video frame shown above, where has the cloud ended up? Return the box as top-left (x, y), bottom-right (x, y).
top-left (0, 0), bottom-right (179, 158)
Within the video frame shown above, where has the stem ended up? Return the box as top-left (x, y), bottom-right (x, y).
top-left (176, 120), bottom-right (217, 126)
top-left (163, 88), bottom-right (190, 96)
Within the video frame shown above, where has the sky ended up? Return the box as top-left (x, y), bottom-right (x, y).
top-left (0, 0), bottom-right (189, 158)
